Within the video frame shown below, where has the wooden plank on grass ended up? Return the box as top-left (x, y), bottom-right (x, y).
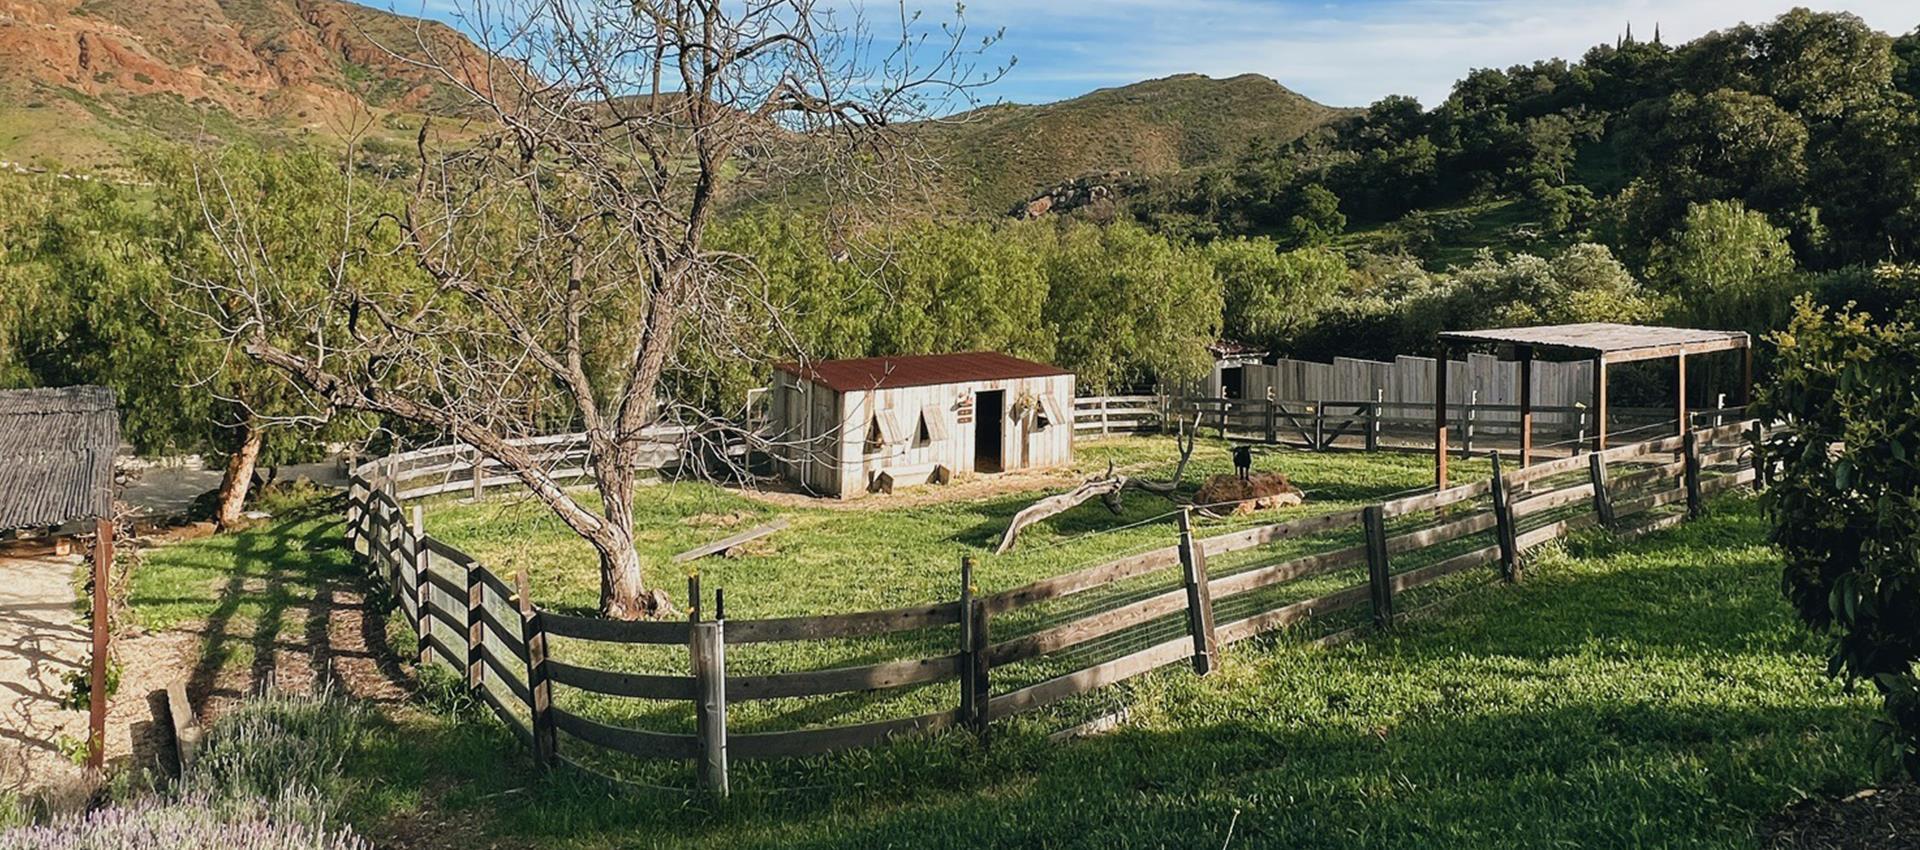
top-left (727, 653), bottom-right (962, 701)
top-left (672, 518), bottom-right (789, 563)
top-left (1611, 484), bottom-right (1687, 519)
top-left (1214, 583), bottom-right (1373, 645)
top-left (725, 601), bottom-right (962, 643)
top-left (730, 709), bottom-right (961, 759)
top-left (550, 707), bottom-right (700, 759)
top-left (984, 546), bottom-right (1183, 615)
top-left (1699, 467), bottom-right (1757, 495)
top-left (546, 659), bottom-right (698, 700)
top-left (985, 635), bottom-right (1194, 721)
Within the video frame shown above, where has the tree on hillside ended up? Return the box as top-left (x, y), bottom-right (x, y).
top-left (1042, 221), bottom-right (1220, 392)
top-left (1647, 200), bottom-right (1801, 332)
top-left (180, 1), bottom-right (999, 618)
top-left (1210, 240), bottom-right (1347, 351)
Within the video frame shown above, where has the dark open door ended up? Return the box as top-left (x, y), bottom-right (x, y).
top-left (1221, 366), bottom-right (1245, 399)
top-left (975, 390), bottom-right (1004, 473)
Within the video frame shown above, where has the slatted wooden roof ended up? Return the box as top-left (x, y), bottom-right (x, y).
top-left (0, 386), bottom-right (119, 530)
top-left (1437, 323), bottom-right (1749, 363)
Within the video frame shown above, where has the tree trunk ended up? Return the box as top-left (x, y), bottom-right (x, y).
top-left (215, 419), bottom-right (264, 531)
top-left (591, 443), bottom-right (663, 619)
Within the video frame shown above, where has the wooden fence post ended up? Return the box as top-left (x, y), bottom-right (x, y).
top-left (957, 556), bottom-right (989, 738)
top-left (1682, 430), bottom-right (1704, 518)
top-left (1366, 389), bottom-right (1382, 452)
top-left (1363, 505), bottom-right (1394, 629)
top-left (1100, 398), bottom-right (1111, 435)
top-left (1176, 508), bottom-right (1218, 675)
top-left (470, 447), bottom-right (486, 501)
top-left (412, 506), bottom-right (429, 666)
top-left (691, 618), bottom-right (730, 798)
top-left (1264, 396), bottom-right (1278, 445)
top-left (1312, 399), bottom-right (1325, 451)
top-left (1588, 452), bottom-right (1616, 528)
top-left (514, 571), bottom-right (556, 769)
top-left (1489, 452), bottom-right (1519, 582)
top-left (1463, 390), bottom-right (1477, 457)
top-left (465, 560), bottom-right (484, 690)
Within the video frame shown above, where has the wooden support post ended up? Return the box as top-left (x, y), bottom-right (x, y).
top-left (1489, 452), bottom-right (1519, 582)
top-left (1683, 430), bottom-right (1705, 518)
top-left (465, 559), bottom-right (484, 690)
top-left (691, 618), bottom-right (729, 798)
top-left (957, 556), bottom-right (980, 733)
top-left (967, 598), bottom-right (990, 741)
top-left (1362, 505), bottom-right (1394, 629)
top-left (1676, 352), bottom-right (1690, 437)
top-left (1518, 345), bottom-right (1534, 467)
top-left (1463, 389), bottom-right (1477, 458)
top-left (470, 447), bottom-right (486, 501)
top-left (1367, 389), bottom-right (1382, 452)
top-left (87, 518), bottom-right (111, 770)
top-left (1265, 396), bottom-right (1278, 445)
top-left (1740, 344), bottom-right (1754, 408)
top-left (1591, 357), bottom-right (1609, 452)
top-left (1312, 399), bottom-right (1325, 451)
top-left (1176, 509), bottom-right (1218, 675)
top-left (515, 571), bottom-right (556, 769)
top-left (412, 505), bottom-right (429, 666)
top-left (1435, 348), bottom-right (1451, 489)
top-left (1588, 452), bottom-right (1616, 528)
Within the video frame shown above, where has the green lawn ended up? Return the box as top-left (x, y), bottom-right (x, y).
top-left (120, 440), bottom-right (1879, 848)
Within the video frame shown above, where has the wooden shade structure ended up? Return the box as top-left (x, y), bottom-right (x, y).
top-left (1431, 323), bottom-right (1751, 488)
top-left (0, 386), bottom-right (120, 769)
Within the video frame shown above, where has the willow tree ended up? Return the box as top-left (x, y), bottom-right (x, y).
top-left (182, 0), bottom-right (1002, 617)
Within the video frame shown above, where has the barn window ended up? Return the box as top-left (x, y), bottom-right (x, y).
top-left (865, 409), bottom-right (903, 454)
top-left (1034, 394), bottom-right (1061, 431)
top-left (915, 404), bottom-right (949, 447)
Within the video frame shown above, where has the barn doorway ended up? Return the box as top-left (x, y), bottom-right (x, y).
top-left (975, 390), bottom-right (1005, 473)
top-left (1221, 366), bottom-right (1245, 399)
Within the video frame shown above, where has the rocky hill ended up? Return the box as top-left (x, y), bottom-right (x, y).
top-left (912, 73), bottom-right (1346, 217)
top-left (0, 4), bottom-right (1345, 214)
top-left (0, 0), bottom-right (489, 171)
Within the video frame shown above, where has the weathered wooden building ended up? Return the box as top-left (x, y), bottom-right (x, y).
top-left (769, 353), bottom-right (1076, 497)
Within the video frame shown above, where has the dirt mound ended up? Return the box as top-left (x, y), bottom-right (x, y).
top-left (1767, 785), bottom-right (1920, 849)
top-left (1194, 472), bottom-right (1304, 515)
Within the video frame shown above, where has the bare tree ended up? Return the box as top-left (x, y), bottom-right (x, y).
top-left (181, 0), bottom-right (1003, 617)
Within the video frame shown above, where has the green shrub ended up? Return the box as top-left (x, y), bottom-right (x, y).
top-left (1754, 296), bottom-right (1920, 777)
top-left (179, 687), bottom-right (369, 822)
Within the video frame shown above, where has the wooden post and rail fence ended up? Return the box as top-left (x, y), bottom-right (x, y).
top-left (344, 420), bottom-right (1764, 797)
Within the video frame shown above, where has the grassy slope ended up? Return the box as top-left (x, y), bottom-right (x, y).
top-left (125, 445), bottom-right (1877, 848)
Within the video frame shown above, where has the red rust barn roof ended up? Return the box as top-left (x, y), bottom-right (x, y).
top-left (775, 352), bottom-right (1071, 393)
top-left (0, 386), bottom-right (120, 530)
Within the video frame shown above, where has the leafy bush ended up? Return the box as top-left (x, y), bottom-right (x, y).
top-left (1754, 297), bottom-right (1920, 777)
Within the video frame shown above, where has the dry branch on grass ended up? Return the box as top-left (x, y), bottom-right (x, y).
top-left (994, 415), bottom-right (1200, 554)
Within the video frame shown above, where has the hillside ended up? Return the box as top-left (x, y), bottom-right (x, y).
top-left (914, 73), bottom-right (1344, 216)
top-left (0, 0), bottom-right (490, 171)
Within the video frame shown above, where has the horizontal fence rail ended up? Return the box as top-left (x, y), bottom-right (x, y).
top-left (344, 418), bottom-right (1763, 796)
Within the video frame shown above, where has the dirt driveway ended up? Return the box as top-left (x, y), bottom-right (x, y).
top-left (0, 553), bottom-right (195, 799)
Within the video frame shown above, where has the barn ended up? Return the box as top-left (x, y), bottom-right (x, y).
top-left (768, 352), bottom-right (1077, 497)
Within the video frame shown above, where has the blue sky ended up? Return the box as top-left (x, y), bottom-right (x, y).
top-left (409, 1), bottom-right (1917, 108)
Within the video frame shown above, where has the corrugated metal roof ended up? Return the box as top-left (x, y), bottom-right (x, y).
top-left (0, 386), bottom-right (119, 530)
top-left (774, 352), bottom-right (1072, 393)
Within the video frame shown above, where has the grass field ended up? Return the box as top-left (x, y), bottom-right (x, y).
top-left (118, 440), bottom-right (1881, 848)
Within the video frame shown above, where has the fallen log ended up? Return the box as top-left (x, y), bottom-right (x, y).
top-left (994, 415), bottom-right (1199, 554)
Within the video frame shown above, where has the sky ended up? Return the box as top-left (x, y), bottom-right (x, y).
top-left (407, 1), bottom-right (1920, 109)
